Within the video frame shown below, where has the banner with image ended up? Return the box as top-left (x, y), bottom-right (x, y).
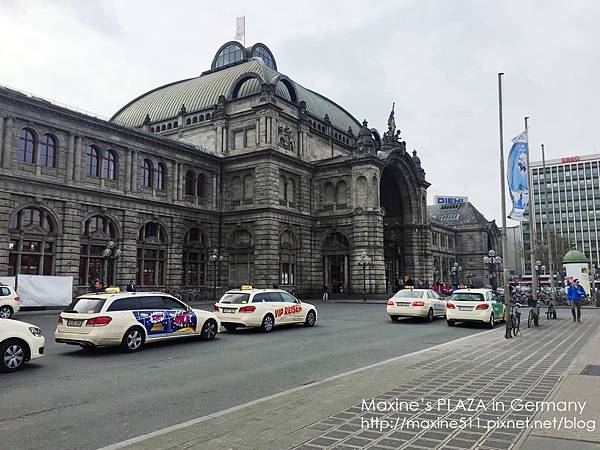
top-left (507, 130), bottom-right (530, 221)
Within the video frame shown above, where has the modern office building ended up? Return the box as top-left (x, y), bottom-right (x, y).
top-left (524, 153), bottom-right (600, 274)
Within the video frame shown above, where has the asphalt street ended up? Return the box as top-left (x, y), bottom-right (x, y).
top-left (1, 303), bottom-right (489, 450)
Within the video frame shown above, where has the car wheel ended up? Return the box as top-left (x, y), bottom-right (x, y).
top-left (488, 313), bottom-right (495, 329)
top-left (426, 309), bottom-right (434, 322)
top-left (390, 315), bottom-right (399, 322)
top-left (304, 310), bottom-right (316, 327)
top-left (120, 327), bottom-right (145, 352)
top-left (201, 319), bottom-right (218, 340)
top-left (223, 324), bottom-right (237, 332)
top-left (260, 314), bottom-right (275, 332)
top-left (1, 339), bottom-right (28, 372)
top-left (447, 320), bottom-right (455, 327)
top-left (0, 305), bottom-right (13, 319)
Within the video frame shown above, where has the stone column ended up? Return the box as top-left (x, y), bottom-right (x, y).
top-left (54, 202), bottom-right (82, 296)
top-left (118, 209), bottom-right (139, 288)
top-left (2, 117), bottom-right (13, 169)
top-left (73, 136), bottom-right (82, 182)
top-left (124, 149), bottom-right (132, 193)
top-left (166, 216), bottom-right (184, 287)
top-left (0, 188), bottom-right (11, 275)
top-left (130, 150), bottom-right (137, 193)
top-left (0, 116), bottom-right (4, 169)
top-left (253, 214), bottom-right (279, 288)
top-left (64, 132), bottom-right (75, 183)
top-left (351, 210), bottom-right (386, 294)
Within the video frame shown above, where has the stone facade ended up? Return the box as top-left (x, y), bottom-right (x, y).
top-left (0, 42), bottom-right (435, 298)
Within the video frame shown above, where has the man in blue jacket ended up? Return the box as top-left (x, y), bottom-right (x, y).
top-left (567, 279), bottom-right (586, 323)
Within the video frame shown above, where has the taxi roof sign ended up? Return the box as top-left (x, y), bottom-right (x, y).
top-left (240, 285), bottom-right (253, 290)
top-left (105, 287), bottom-right (121, 294)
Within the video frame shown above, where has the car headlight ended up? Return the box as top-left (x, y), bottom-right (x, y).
top-left (28, 327), bottom-right (43, 337)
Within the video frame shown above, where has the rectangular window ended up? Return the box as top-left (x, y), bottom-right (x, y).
top-left (245, 128), bottom-right (256, 147)
top-left (233, 131), bottom-right (244, 149)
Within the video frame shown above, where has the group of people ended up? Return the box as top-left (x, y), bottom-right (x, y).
top-left (89, 278), bottom-right (137, 294)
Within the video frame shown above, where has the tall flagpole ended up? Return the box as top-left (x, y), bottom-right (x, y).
top-left (525, 117), bottom-right (538, 302)
top-left (541, 144), bottom-right (556, 311)
top-left (498, 73), bottom-right (511, 338)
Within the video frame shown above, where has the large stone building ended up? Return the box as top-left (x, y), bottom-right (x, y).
top-left (428, 202), bottom-right (501, 287)
top-left (0, 41), bottom-right (433, 298)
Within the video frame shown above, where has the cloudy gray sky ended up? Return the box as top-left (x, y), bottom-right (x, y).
top-left (1, 0), bottom-right (598, 224)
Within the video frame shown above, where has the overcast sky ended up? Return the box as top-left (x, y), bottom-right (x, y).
top-left (2, 0), bottom-right (598, 224)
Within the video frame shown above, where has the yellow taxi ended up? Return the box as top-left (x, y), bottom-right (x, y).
top-left (386, 288), bottom-right (446, 322)
top-left (213, 287), bottom-right (317, 332)
top-left (55, 290), bottom-right (220, 352)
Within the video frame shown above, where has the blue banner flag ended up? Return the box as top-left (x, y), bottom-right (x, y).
top-left (507, 130), bottom-right (529, 221)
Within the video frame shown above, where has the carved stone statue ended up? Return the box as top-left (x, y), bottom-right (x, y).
top-left (382, 103), bottom-right (401, 144)
top-left (278, 125), bottom-right (295, 152)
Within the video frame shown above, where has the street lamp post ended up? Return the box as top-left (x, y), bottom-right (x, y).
top-left (357, 251), bottom-right (372, 302)
top-left (101, 240), bottom-right (121, 286)
top-left (208, 249), bottom-right (223, 302)
top-left (450, 262), bottom-right (462, 289)
top-left (534, 260), bottom-right (546, 295)
top-left (483, 250), bottom-right (502, 292)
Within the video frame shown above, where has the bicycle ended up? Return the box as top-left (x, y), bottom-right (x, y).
top-left (505, 302), bottom-right (522, 339)
top-left (527, 299), bottom-right (540, 328)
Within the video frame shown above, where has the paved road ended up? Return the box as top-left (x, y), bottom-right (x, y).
top-left (1, 303), bottom-right (488, 450)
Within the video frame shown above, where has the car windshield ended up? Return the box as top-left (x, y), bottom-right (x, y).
top-left (64, 298), bottom-right (106, 314)
top-left (393, 290), bottom-right (424, 299)
top-left (219, 293), bottom-right (250, 304)
top-left (450, 293), bottom-right (485, 302)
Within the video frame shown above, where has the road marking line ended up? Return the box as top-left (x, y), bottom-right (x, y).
top-left (98, 327), bottom-right (499, 450)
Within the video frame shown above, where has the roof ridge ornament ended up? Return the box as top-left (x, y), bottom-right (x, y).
top-left (382, 102), bottom-right (402, 145)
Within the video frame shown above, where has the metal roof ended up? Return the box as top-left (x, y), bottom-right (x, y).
top-left (427, 202), bottom-right (491, 228)
top-left (110, 58), bottom-right (361, 135)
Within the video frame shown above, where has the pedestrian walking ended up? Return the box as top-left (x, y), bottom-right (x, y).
top-left (126, 280), bottom-right (136, 292)
top-left (322, 282), bottom-right (329, 301)
top-left (567, 279), bottom-right (586, 323)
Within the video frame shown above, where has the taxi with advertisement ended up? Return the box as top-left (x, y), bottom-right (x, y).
top-left (55, 289), bottom-right (220, 352)
top-left (213, 286), bottom-right (317, 332)
top-left (446, 288), bottom-right (505, 328)
top-left (386, 288), bottom-right (447, 322)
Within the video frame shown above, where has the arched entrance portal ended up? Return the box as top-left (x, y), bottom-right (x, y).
top-left (322, 232), bottom-right (350, 293)
top-left (380, 154), bottom-right (429, 287)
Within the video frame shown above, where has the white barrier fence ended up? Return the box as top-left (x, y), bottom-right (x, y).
top-left (0, 275), bottom-right (73, 307)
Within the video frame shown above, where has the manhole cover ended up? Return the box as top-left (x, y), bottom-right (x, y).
top-left (580, 365), bottom-right (600, 376)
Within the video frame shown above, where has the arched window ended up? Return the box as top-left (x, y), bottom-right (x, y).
top-left (79, 215), bottom-right (118, 286)
top-left (243, 174), bottom-right (254, 204)
top-left (335, 180), bottom-right (347, 207)
top-left (279, 230), bottom-right (297, 285)
top-left (356, 176), bottom-right (368, 207)
top-left (103, 150), bottom-right (117, 180)
top-left (199, 114), bottom-right (204, 121)
top-left (140, 159), bottom-right (154, 188)
top-left (167, 123), bottom-right (172, 130)
top-left (137, 221), bottom-right (167, 286)
top-left (156, 163), bottom-right (166, 191)
top-left (215, 43), bottom-right (244, 69)
top-left (205, 113), bottom-right (210, 119)
top-left (18, 128), bottom-right (36, 163)
top-left (87, 145), bottom-right (101, 177)
top-left (192, 117), bottom-right (198, 124)
top-left (185, 170), bottom-right (196, 196)
top-left (186, 118), bottom-right (191, 125)
top-left (8, 207), bottom-right (57, 276)
top-left (161, 124), bottom-right (166, 131)
top-left (150, 127), bottom-right (155, 133)
top-left (228, 229), bottom-right (254, 286)
top-left (253, 46), bottom-right (275, 69)
top-left (197, 173), bottom-right (207, 199)
top-left (39, 134), bottom-right (57, 167)
top-left (183, 228), bottom-right (207, 286)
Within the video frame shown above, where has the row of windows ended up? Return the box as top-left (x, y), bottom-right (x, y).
top-left (309, 120), bottom-right (352, 145)
top-left (17, 128), bottom-right (58, 166)
top-left (184, 171), bottom-right (208, 198)
top-left (149, 113), bottom-right (214, 133)
top-left (86, 146), bottom-right (118, 179)
top-left (7, 206), bottom-right (301, 287)
top-left (138, 159), bottom-right (167, 190)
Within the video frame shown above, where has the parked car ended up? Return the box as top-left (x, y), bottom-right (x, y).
top-left (446, 288), bottom-right (505, 328)
top-left (0, 285), bottom-right (20, 319)
top-left (0, 319), bottom-right (45, 372)
top-left (386, 288), bottom-right (446, 322)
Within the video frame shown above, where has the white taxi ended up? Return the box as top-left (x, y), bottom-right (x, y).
top-left (446, 288), bottom-right (505, 328)
top-left (386, 288), bottom-right (446, 322)
top-left (213, 288), bottom-right (318, 332)
top-left (1, 319), bottom-right (45, 372)
top-left (0, 285), bottom-right (20, 319)
top-left (55, 291), bottom-right (220, 352)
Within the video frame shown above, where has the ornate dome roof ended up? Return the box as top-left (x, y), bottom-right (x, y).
top-left (110, 42), bottom-right (361, 135)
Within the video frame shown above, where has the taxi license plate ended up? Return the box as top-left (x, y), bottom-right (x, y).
top-left (222, 308), bottom-right (237, 314)
top-left (458, 306), bottom-right (471, 311)
top-left (396, 302), bottom-right (410, 306)
top-left (67, 319), bottom-right (83, 327)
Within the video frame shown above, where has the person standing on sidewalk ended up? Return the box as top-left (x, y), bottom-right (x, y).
top-left (567, 279), bottom-right (586, 323)
top-left (322, 282), bottom-right (329, 302)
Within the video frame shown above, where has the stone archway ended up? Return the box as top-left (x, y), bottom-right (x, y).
top-left (380, 151), bottom-right (431, 286)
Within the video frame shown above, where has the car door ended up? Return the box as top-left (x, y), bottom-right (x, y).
top-left (268, 292), bottom-right (287, 324)
top-left (106, 296), bottom-right (142, 330)
top-left (430, 290), bottom-right (445, 316)
top-left (491, 292), bottom-right (504, 320)
top-left (251, 293), bottom-right (270, 323)
top-left (162, 296), bottom-right (197, 335)
top-left (280, 292), bottom-right (303, 322)
top-left (135, 296), bottom-right (170, 338)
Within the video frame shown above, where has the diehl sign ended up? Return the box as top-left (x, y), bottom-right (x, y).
top-left (435, 196), bottom-right (468, 205)
top-left (561, 156), bottom-right (580, 163)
